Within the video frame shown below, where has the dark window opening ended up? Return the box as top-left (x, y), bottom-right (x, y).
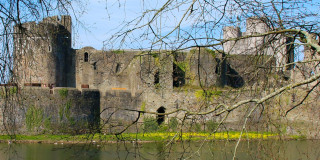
top-left (157, 106), bottom-right (166, 125)
top-left (215, 58), bottom-right (244, 88)
top-left (173, 63), bottom-right (185, 87)
top-left (84, 52), bottom-right (89, 62)
top-left (48, 45), bottom-right (51, 52)
top-left (225, 63), bottom-right (245, 88)
top-left (93, 62), bottom-right (97, 70)
top-left (286, 37), bottom-right (294, 70)
top-left (115, 63), bottom-right (120, 73)
top-left (154, 70), bottom-right (160, 87)
top-left (286, 47), bottom-right (294, 70)
top-left (215, 58), bottom-right (224, 87)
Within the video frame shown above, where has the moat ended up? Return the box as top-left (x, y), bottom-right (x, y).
top-left (1, 140), bottom-right (319, 159)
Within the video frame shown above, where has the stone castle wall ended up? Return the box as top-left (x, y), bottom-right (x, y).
top-left (1, 85), bottom-right (319, 138)
top-left (6, 15), bottom-right (320, 137)
top-left (0, 87), bottom-right (100, 134)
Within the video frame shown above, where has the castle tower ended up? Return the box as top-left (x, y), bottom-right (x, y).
top-left (223, 26), bottom-right (241, 53)
top-left (246, 17), bottom-right (268, 34)
top-left (13, 15), bottom-right (72, 87)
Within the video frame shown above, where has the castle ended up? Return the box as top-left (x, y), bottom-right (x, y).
top-left (13, 16), bottom-right (296, 90)
top-left (4, 15), bottom-right (314, 134)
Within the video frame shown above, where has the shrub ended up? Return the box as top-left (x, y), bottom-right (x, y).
top-left (192, 123), bottom-right (202, 132)
top-left (143, 116), bottom-right (158, 132)
top-left (206, 120), bottom-right (218, 132)
top-left (158, 124), bottom-right (169, 132)
top-left (195, 89), bottom-right (222, 101)
top-left (169, 117), bottom-right (179, 130)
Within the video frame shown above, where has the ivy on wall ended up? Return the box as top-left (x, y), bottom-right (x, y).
top-left (26, 105), bottom-right (43, 132)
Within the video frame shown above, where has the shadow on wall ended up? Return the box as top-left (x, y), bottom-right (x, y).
top-left (173, 63), bottom-right (185, 87)
top-left (215, 58), bottom-right (244, 88)
top-left (226, 63), bottom-right (245, 88)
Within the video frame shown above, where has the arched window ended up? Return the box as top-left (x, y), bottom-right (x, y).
top-left (157, 106), bottom-right (166, 125)
top-left (84, 52), bottom-right (89, 62)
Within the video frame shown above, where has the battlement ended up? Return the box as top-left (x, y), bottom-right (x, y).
top-left (223, 26), bottom-right (241, 39)
top-left (245, 17), bottom-right (269, 34)
top-left (223, 17), bottom-right (269, 39)
top-left (14, 15), bottom-right (71, 39)
top-left (42, 15), bottom-right (72, 34)
top-left (222, 17), bottom-right (293, 70)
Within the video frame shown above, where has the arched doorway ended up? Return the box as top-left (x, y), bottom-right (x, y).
top-left (157, 106), bottom-right (166, 125)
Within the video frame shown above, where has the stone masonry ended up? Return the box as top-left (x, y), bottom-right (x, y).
top-left (2, 15), bottom-right (317, 136)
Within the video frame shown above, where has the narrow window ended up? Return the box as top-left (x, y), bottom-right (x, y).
top-left (172, 63), bottom-right (185, 87)
top-left (154, 70), bottom-right (160, 87)
top-left (115, 63), bottom-right (120, 73)
top-left (84, 52), bottom-right (89, 62)
top-left (93, 62), bottom-right (97, 70)
top-left (286, 37), bottom-right (294, 70)
top-left (48, 45), bottom-right (51, 52)
top-left (157, 106), bottom-right (166, 125)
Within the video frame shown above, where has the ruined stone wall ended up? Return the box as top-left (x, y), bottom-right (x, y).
top-left (100, 90), bottom-right (142, 133)
top-left (292, 34), bottom-right (320, 84)
top-left (265, 89), bottom-right (320, 138)
top-left (14, 15), bottom-right (280, 93)
top-left (75, 49), bottom-right (175, 94)
top-left (75, 48), bottom-right (138, 92)
top-left (187, 48), bottom-right (218, 87)
top-left (138, 52), bottom-right (173, 91)
top-left (130, 87), bottom-right (263, 132)
top-left (222, 17), bottom-right (293, 70)
top-left (126, 86), bottom-right (320, 138)
top-left (74, 46), bottom-right (275, 91)
top-left (0, 87), bottom-right (100, 134)
top-left (227, 54), bottom-right (276, 86)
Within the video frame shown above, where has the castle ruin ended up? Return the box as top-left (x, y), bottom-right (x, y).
top-left (3, 15), bottom-right (315, 134)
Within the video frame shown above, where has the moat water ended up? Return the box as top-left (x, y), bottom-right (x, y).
top-left (0, 140), bottom-right (319, 160)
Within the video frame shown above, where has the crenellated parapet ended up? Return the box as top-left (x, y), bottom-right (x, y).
top-left (245, 17), bottom-right (269, 34)
top-left (223, 17), bottom-right (293, 71)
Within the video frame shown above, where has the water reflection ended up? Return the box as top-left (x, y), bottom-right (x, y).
top-left (0, 140), bottom-right (319, 160)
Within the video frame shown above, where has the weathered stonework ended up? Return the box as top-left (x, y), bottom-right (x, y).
top-left (1, 15), bottom-right (318, 137)
top-left (0, 86), bottom-right (100, 134)
top-left (14, 15), bottom-right (72, 87)
top-left (223, 17), bottom-right (294, 70)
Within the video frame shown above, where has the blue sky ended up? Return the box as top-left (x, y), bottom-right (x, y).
top-left (72, 0), bottom-right (163, 50)
top-left (69, 0), bottom-right (319, 55)
top-left (71, 0), bottom-right (130, 49)
top-left (71, 0), bottom-right (202, 50)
